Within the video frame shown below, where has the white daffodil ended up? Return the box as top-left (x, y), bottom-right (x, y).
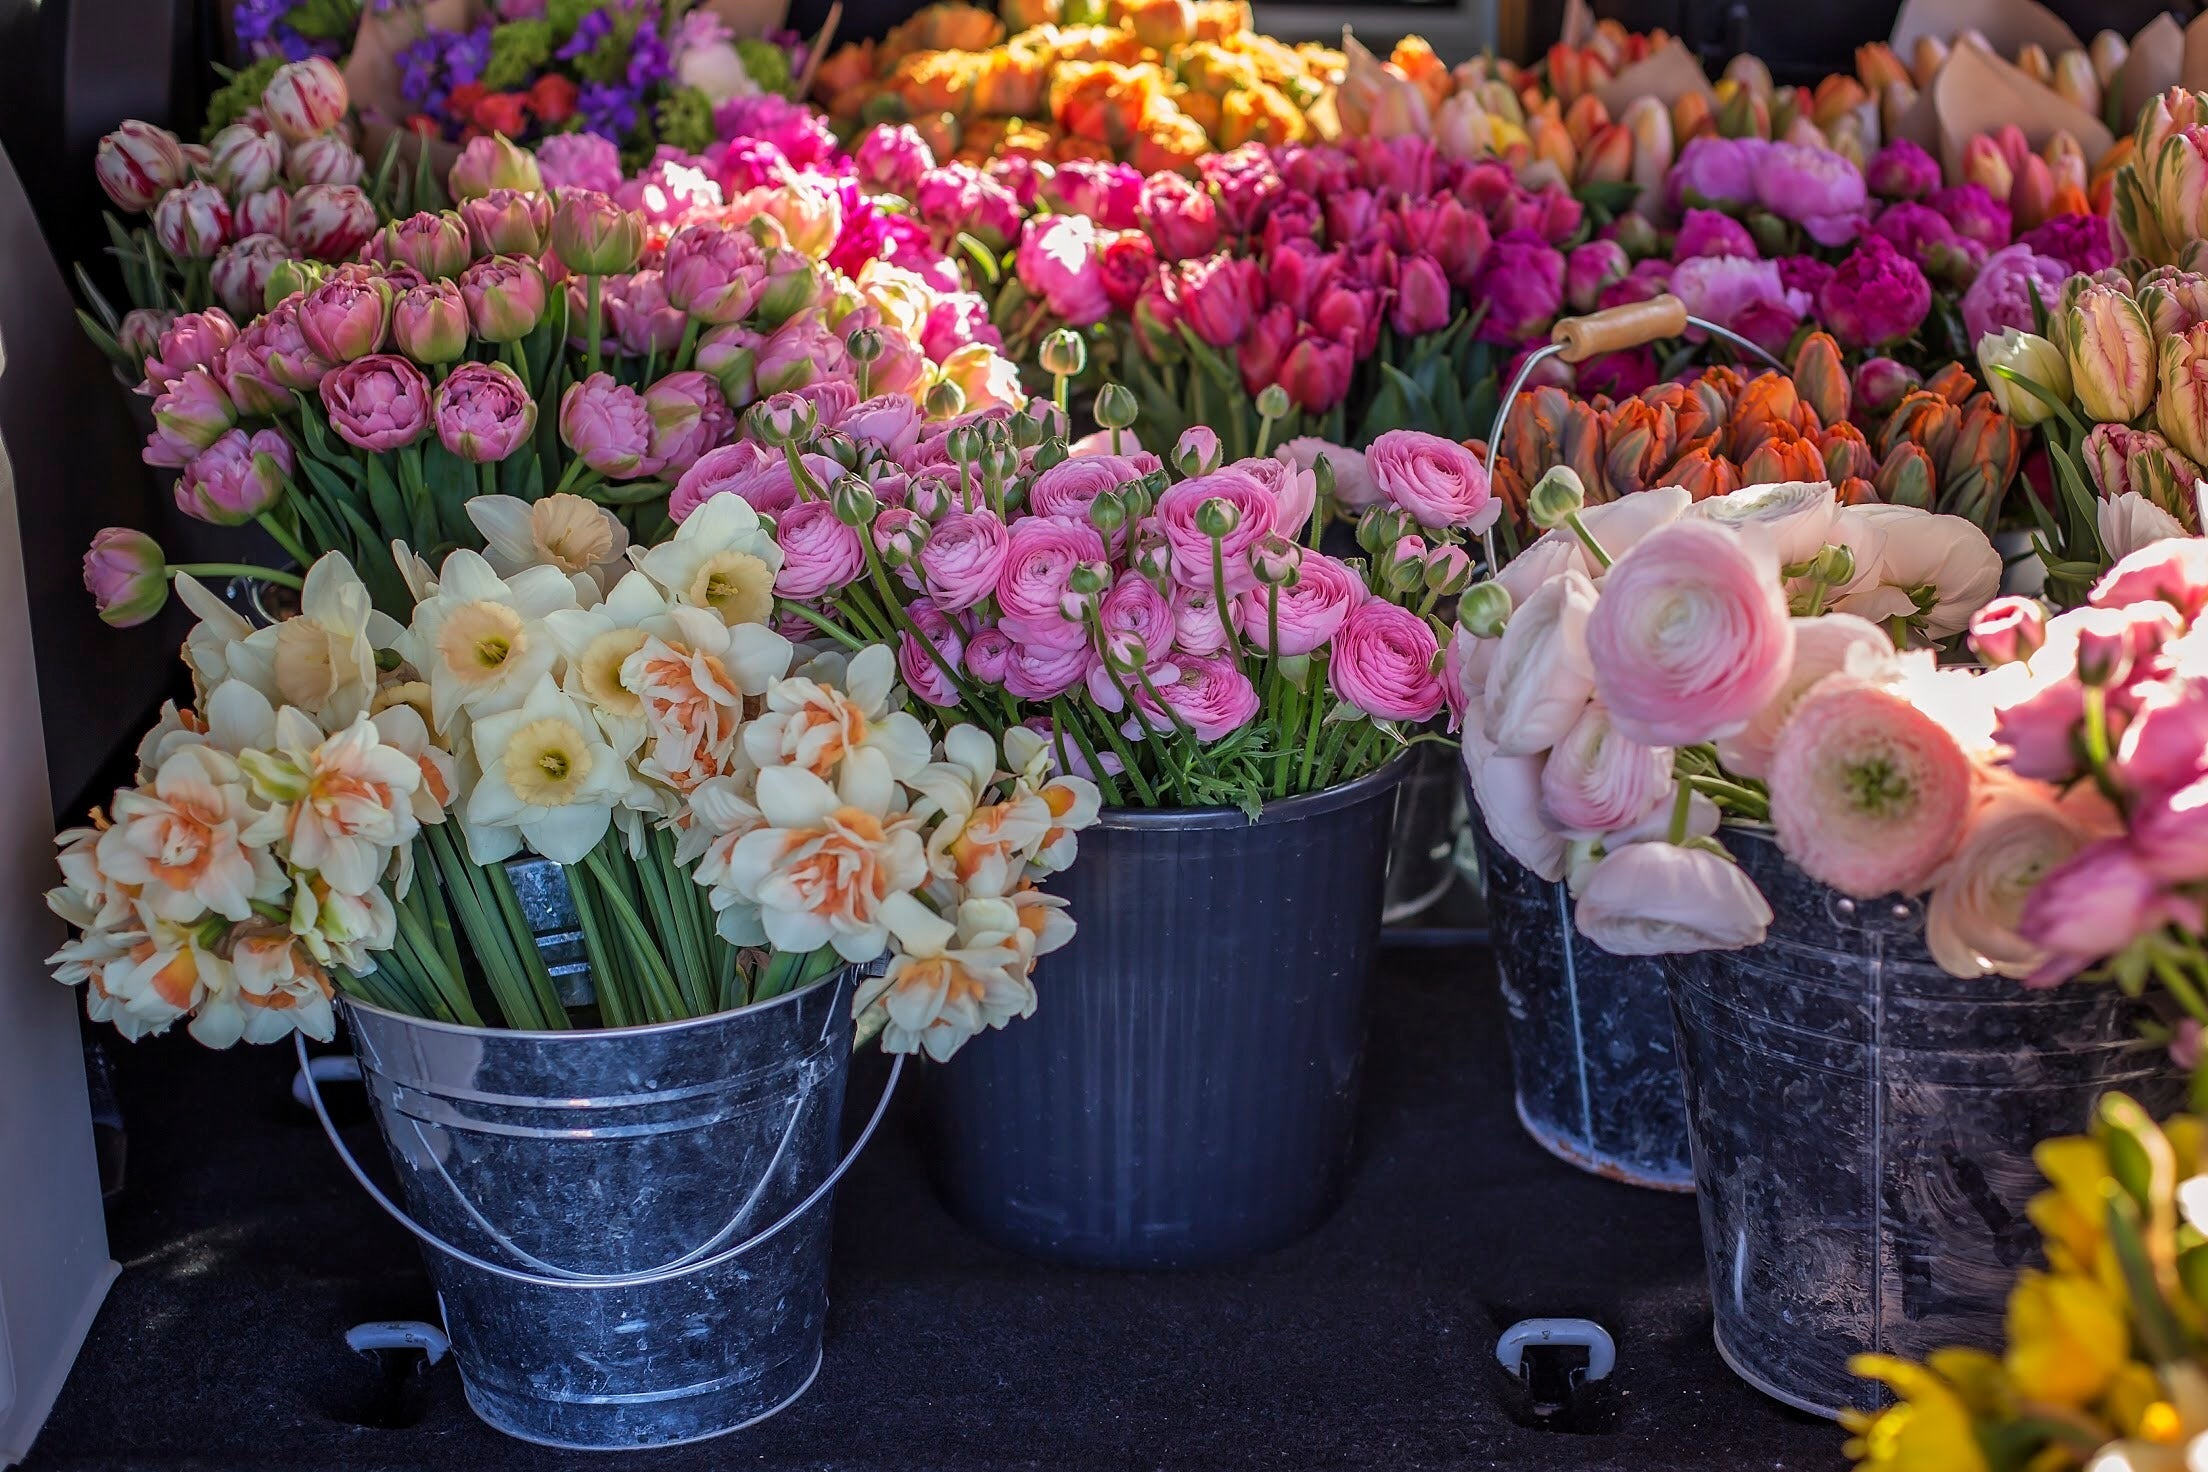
top-left (463, 676), bottom-right (628, 864)
top-left (633, 490), bottom-right (785, 627)
top-left (172, 572), bottom-right (260, 705)
top-left (230, 553), bottom-right (404, 728)
top-left (684, 775), bottom-right (770, 946)
top-left (402, 550), bottom-right (580, 733)
top-left (97, 744), bottom-right (286, 923)
top-left (721, 763), bottom-right (925, 961)
top-left (854, 896), bottom-right (1040, 1061)
top-left (468, 492), bottom-right (631, 599)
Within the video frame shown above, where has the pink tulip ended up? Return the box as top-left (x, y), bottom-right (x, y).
top-left (1391, 252), bottom-right (1452, 338)
top-left (445, 134), bottom-right (541, 200)
top-left (1968, 597), bottom-right (2047, 666)
top-left (2117, 677), bottom-right (2208, 797)
top-left (1277, 331), bottom-right (1356, 413)
top-left (296, 276), bottom-right (390, 364)
top-left (261, 57), bottom-right (347, 142)
top-left (558, 373), bottom-right (658, 478)
top-left (1049, 159), bottom-right (1142, 231)
top-left (207, 124), bottom-right (282, 198)
top-left (1138, 170), bottom-right (1222, 262)
top-left (95, 121), bottom-right (186, 212)
top-left (319, 354), bottom-right (430, 452)
top-left (153, 182), bottom-right (232, 258)
top-left (773, 500), bottom-right (866, 601)
top-left (458, 188), bottom-right (550, 258)
top-left (1365, 430), bottom-right (1496, 534)
top-left (853, 124), bottom-right (936, 197)
top-left (285, 183), bottom-right (376, 261)
top-left (390, 280), bottom-right (470, 364)
top-left (457, 255), bottom-right (546, 344)
top-left (138, 308), bottom-right (238, 398)
top-left (233, 187), bottom-right (289, 240)
top-left (2017, 838), bottom-right (2205, 985)
top-left (1586, 520), bottom-right (1795, 747)
top-left (1170, 253), bottom-right (1260, 349)
top-left (382, 210), bottom-right (471, 280)
top-left (662, 222), bottom-right (768, 324)
top-left (535, 134), bottom-right (622, 196)
top-left (641, 371), bottom-right (732, 475)
top-left (1469, 230), bottom-right (1565, 345)
top-left (83, 528), bottom-right (168, 627)
top-left (1015, 215), bottom-right (1110, 327)
top-left (1329, 598), bottom-right (1445, 723)
top-left (550, 190), bottom-right (644, 277)
top-left (434, 362), bottom-right (536, 463)
top-left (144, 367), bottom-right (236, 466)
top-left (176, 428), bottom-right (291, 524)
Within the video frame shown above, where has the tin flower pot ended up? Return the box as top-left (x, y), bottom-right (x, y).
top-left (1383, 734), bottom-right (1464, 923)
top-left (299, 968), bottom-right (899, 1451)
top-left (1664, 830), bottom-right (2179, 1418)
top-left (921, 755), bottom-right (1412, 1268)
top-left (1472, 816), bottom-right (1693, 1191)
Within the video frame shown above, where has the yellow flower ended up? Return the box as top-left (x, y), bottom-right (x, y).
top-left (2030, 1134), bottom-right (2113, 1277)
top-left (2005, 1270), bottom-right (2130, 1408)
top-left (1843, 1354), bottom-right (1994, 1472)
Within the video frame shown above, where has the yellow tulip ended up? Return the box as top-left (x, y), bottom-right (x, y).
top-left (1844, 1355), bottom-right (1994, 1472)
top-left (2005, 1270), bottom-right (2130, 1408)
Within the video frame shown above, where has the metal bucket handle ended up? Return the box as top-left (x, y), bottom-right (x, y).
top-left (295, 1029), bottom-right (904, 1291)
top-left (1478, 295), bottom-right (1790, 572)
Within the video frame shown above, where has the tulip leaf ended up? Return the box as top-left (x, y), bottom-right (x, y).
top-left (421, 442), bottom-right (477, 542)
top-left (361, 453), bottom-right (412, 551)
top-left (1174, 324), bottom-right (1239, 393)
top-left (1986, 364), bottom-right (2089, 441)
top-left (1379, 362), bottom-right (1437, 427)
top-left (2178, 1241), bottom-right (2208, 1311)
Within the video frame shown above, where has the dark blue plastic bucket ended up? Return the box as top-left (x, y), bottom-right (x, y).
top-left (1666, 829), bottom-right (2180, 1417)
top-left (921, 756), bottom-right (1410, 1268)
top-left (1473, 816), bottom-right (1694, 1191)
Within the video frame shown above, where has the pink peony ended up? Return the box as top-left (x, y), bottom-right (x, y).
top-left (319, 354), bottom-right (430, 452)
top-left (1752, 141), bottom-right (1867, 245)
top-left (1767, 676), bottom-right (1974, 899)
top-left (1865, 140), bottom-right (1941, 200)
top-left (1329, 599), bottom-right (1444, 722)
top-left (917, 509), bottom-right (1012, 612)
top-left (773, 500), bottom-right (866, 601)
top-left (535, 133), bottom-right (624, 195)
top-left (1585, 520), bottom-right (1795, 747)
top-left (434, 361), bottom-right (537, 463)
top-left (1469, 230), bottom-right (1564, 345)
top-left (1672, 209), bottom-right (1758, 262)
top-left (1365, 430), bottom-right (1497, 533)
top-left (641, 371), bottom-right (733, 474)
top-left (1816, 235), bottom-right (1933, 350)
top-left (1959, 244), bottom-right (2070, 348)
top-left (1669, 256), bottom-right (1809, 358)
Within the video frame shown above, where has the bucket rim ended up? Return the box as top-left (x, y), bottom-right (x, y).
top-left (1094, 748), bottom-right (1414, 832)
top-left (337, 963), bottom-right (855, 1043)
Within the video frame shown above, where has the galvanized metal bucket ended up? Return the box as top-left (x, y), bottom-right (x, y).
top-left (1473, 818), bottom-right (1694, 1191)
top-left (297, 968), bottom-right (901, 1451)
top-left (1383, 736), bottom-right (1465, 923)
top-left (1665, 829), bottom-right (2178, 1419)
top-left (923, 755), bottom-right (1410, 1268)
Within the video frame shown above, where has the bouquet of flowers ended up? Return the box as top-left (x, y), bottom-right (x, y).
top-left (79, 58), bottom-right (376, 349)
top-left (811, 0), bottom-right (1342, 175)
top-left (1488, 333), bottom-right (2027, 548)
top-left (53, 526), bottom-right (1101, 1059)
top-left (101, 147), bottom-right (1021, 623)
top-left (698, 381), bottom-right (1489, 811)
top-left (1843, 1095), bottom-right (2205, 1472)
top-left (1451, 470), bottom-right (2042, 967)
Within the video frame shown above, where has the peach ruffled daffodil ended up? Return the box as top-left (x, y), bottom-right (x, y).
top-left (744, 644), bottom-right (933, 790)
top-left (467, 492), bottom-right (631, 600)
top-left (718, 762), bottom-right (926, 962)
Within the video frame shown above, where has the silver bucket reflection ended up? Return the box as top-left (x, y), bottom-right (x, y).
top-left (299, 969), bottom-right (900, 1451)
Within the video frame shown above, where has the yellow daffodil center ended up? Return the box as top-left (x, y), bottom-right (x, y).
top-left (438, 602), bottom-right (527, 684)
top-left (503, 718), bottom-right (594, 806)
top-left (579, 629), bottom-right (650, 717)
top-left (688, 550), bottom-right (774, 626)
top-left (532, 493), bottom-right (618, 574)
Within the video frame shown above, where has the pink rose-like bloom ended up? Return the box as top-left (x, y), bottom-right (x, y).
top-left (286, 183), bottom-right (377, 261)
top-left (918, 509), bottom-right (1012, 612)
top-left (558, 373), bottom-right (658, 478)
top-left (139, 308), bottom-right (238, 397)
top-left (1959, 243), bottom-right (2072, 348)
top-left (1817, 235), bottom-right (1933, 350)
top-left (1672, 209), bottom-right (1758, 263)
top-left (1926, 184), bottom-right (2012, 251)
top-left (1329, 599), bottom-right (1444, 722)
top-left (837, 394), bottom-right (923, 459)
top-left (1015, 214), bottom-right (1110, 327)
top-left (1234, 452), bottom-right (1317, 538)
top-left (435, 361), bottom-right (537, 464)
top-left (898, 597), bottom-right (965, 708)
top-left (1237, 550), bottom-right (1362, 656)
top-left (144, 367), bottom-right (236, 467)
top-left (1170, 587), bottom-right (1240, 657)
top-left (535, 133), bottom-right (623, 196)
top-left (1667, 135), bottom-right (1766, 212)
top-left (1669, 255), bottom-right (1809, 358)
top-left (669, 444), bottom-right (836, 521)
top-left (2018, 838), bottom-right (2206, 985)
top-left (1865, 139), bottom-right (1941, 201)
top-left (996, 517), bottom-right (1107, 650)
top-left (1753, 141), bottom-right (1867, 245)
top-left (177, 428), bottom-right (291, 524)
top-left (1029, 454), bottom-right (1144, 545)
top-left (1154, 469), bottom-right (1277, 595)
top-left (1098, 571), bottom-right (1174, 662)
top-left (1366, 430), bottom-right (1497, 534)
top-left (641, 371), bottom-right (732, 474)
top-left (663, 222), bottom-right (768, 324)
top-left (1539, 701), bottom-right (1672, 837)
top-left (297, 276), bottom-right (390, 364)
top-left (1283, 437), bottom-right (1378, 510)
top-left (774, 501), bottom-right (866, 601)
top-left (118, 308), bottom-right (175, 368)
top-left (2019, 214), bottom-right (2118, 277)
top-left (319, 354), bottom-right (431, 452)
top-left (965, 628), bottom-right (1014, 685)
top-left (1001, 639), bottom-right (1092, 702)
top-left (1586, 520), bottom-right (1794, 747)
top-left (1142, 655), bottom-right (1258, 741)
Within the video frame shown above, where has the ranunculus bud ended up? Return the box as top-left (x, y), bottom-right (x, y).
top-left (1253, 534), bottom-right (1303, 587)
top-left (1458, 581), bottom-right (1512, 638)
top-left (831, 476), bottom-right (879, 527)
top-left (550, 190), bottom-right (644, 276)
top-left (1525, 465), bottom-right (1587, 529)
top-left (383, 211), bottom-right (472, 280)
top-left (924, 379), bottom-right (965, 420)
top-left (817, 429), bottom-right (862, 470)
top-left (207, 124), bottom-right (282, 198)
top-left (1356, 503), bottom-right (1411, 556)
top-left (83, 527), bottom-right (169, 627)
top-left (1088, 491), bottom-right (1127, 536)
top-left (285, 183), bottom-right (376, 260)
top-left (1173, 426), bottom-right (1223, 478)
top-left (285, 133), bottom-right (363, 188)
top-left (391, 280), bottom-right (470, 364)
top-left (1255, 383), bottom-right (1292, 421)
top-left (846, 326), bottom-right (884, 364)
top-left (1039, 328), bottom-right (1087, 378)
top-left (748, 392), bottom-right (817, 446)
top-left (1093, 381), bottom-right (1138, 429)
top-left (1425, 543), bottom-right (1474, 595)
top-left (1381, 534), bottom-right (1429, 592)
top-left (95, 121), bottom-right (187, 212)
top-left (457, 255), bottom-right (546, 343)
top-left (1194, 496), bottom-right (1242, 539)
top-left (261, 57), bottom-right (348, 142)
top-left (447, 134), bottom-right (542, 201)
top-left (1976, 328), bottom-right (2071, 429)
top-left (152, 181), bottom-right (232, 258)
top-left (1060, 559), bottom-right (1109, 623)
top-left (1132, 526), bottom-right (1173, 585)
top-left (874, 507), bottom-right (929, 567)
top-left (1968, 596), bottom-right (2046, 666)
top-left (1807, 543), bottom-right (1856, 589)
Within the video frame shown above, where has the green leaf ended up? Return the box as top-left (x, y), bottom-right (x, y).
top-left (362, 453), bottom-right (412, 548)
top-left (1174, 323), bottom-right (1239, 392)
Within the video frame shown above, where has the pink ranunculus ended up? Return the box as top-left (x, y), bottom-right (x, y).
top-left (898, 597), bottom-right (965, 707)
top-left (2090, 538), bottom-right (2208, 619)
top-left (558, 373), bottom-right (659, 478)
top-left (1539, 701), bottom-right (1671, 837)
top-left (669, 443), bottom-right (830, 522)
top-left (1143, 655), bottom-right (1258, 741)
top-left (458, 188), bottom-right (551, 258)
top-left (1669, 256), bottom-right (1809, 358)
top-left (1098, 571), bottom-right (1173, 662)
top-left (434, 361), bottom-right (536, 463)
top-left (2117, 677), bottom-right (2208, 796)
top-left (641, 370), bottom-right (732, 475)
top-left (1768, 675), bottom-right (1974, 898)
top-left (1001, 639), bottom-right (1092, 702)
top-left (1238, 550), bottom-right (1361, 657)
top-left (1959, 243), bottom-right (2070, 347)
top-left (1153, 468), bottom-right (1277, 596)
top-left (1331, 598), bottom-right (1445, 723)
top-left (1717, 613), bottom-right (1894, 780)
top-left (1282, 437), bottom-right (1378, 510)
top-left (1365, 429), bottom-right (1497, 534)
top-left (1672, 208), bottom-right (1759, 262)
top-left (918, 509), bottom-right (1013, 613)
top-left (1483, 570), bottom-right (1597, 756)
top-left (996, 517), bottom-right (1107, 650)
top-left (2018, 837), bottom-right (2206, 985)
top-left (773, 500), bottom-right (866, 601)
top-left (662, 221), bottom-right (767, 325)
top-left (318, 354), bottom-right (430, 452)
top-left (1232, 452), bottom-right (1317, 538)
top-left (1586, 521), bottom-right (1794, 747)
top-left (1029, 454), bottom-right (1144, 535)
top-left (1169, 587), bottom-right (1240, 657)
top-left (964, 628), bottom-right (1014, 686)
top-left (1817, 235), bottom-right (1933, 350)
top-left (836, 394), bottom-right (923, 459)
top-left (176, 428), bottom-right (291, 524)
top-left (1016, 215), bottom-right (1110, 328)
top-left (1753, 141), bottom-right (1867, 245)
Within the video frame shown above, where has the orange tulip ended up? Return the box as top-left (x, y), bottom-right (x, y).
top-left (1391, 36), bottom-right (1453, 108)
top-left (1836, 475), bottom-right (1878, 505)
top-left (1577, 123), bottom-right (1633, 185)
top-left (1671, 90), bottom-right (1716, 143)
top-left (1129, 109), bottom-right (1210, 172)
top-left (1818, 421), bottom-right (1874, 483)
top-left (2010, 154), bottom-right (2057, 232)
top-left (1732, 373), bottom-right (1814, 457)
top-left (1741, 424), bottom-right (1828, 486)
top-left (1879, 390), bottom-right (1963, 466)
top-left (1873, 440), bottom-right (1936, 507)
top-left (1963, 134), bottom-right (2014, 201)
top-left (1791, 333), bottom-right (1851, 429)
top-left (1219, 82), bottom-right (1306, 148)
top-left (1856, 42), bottom-right (1910, 91)
top-left (1527, 112), bottom-right (1577, 176)
top-left (1924, 363), bottom-right (1978, 407)
top-left (1001, 0), bottom-right (1061, 31)
top-left (1563, 93), bottom-right (1610, 149)
top-left (1661, 445), bottom-right (1741, 501)
top-left (1812, 74), bottom-right (1870, 128)
top-left (975, 45), bottom-right (1049, 115)
top-left (1602, 398), bottom-right (1674, 498)
top-left (1189, 0), bottom-right (1249, 41)
top-left (1910, 34), bottom-right (1948, 88)
top-left (2015, 43), bottom-right (2052, 85)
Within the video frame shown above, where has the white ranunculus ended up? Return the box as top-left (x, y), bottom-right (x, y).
top-left (1828, 503), bottom-right (2001, 640)
top-left (1494, 486), bottom-right (1693, 608)
top-left (1572, 841), bottom-right (1772, 956)
top-left (1684, 479), bottom-right (1838, 567)
top-left (1463, 727), bottom-right (1567, 882)
top-left (1716, 612), bottom-right (1893, 779)
top-left (1483, 568), bottom-right (1597, 756)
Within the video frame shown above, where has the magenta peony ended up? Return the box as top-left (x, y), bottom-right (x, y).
top-left (1816, 235), bottom-right (1933, 349)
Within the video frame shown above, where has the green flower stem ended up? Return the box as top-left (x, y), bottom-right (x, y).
top-left (584, 274), bottom-right (604, 381)
top-left (1684, 773), bottom-right (1770, 821)
top-left (778, 597), bottom-right (869, 650)
top-left (1047, 696), bottom-right (1125, 806)
top-left (394, 899), bottom-right (485, 1029)
top-left (1296, 653), bottom-right (1331, 791)
top-left (1666, 779), bottom-right (1694, 845)
top-left (2152, 950), bottom-right (2208, 1029)
top-left (424, 824), bottom-right (544, 1029)
top-left (583, 850), bottom-right (686, 1023)
top-left (562, 864), bottom-right (633, 1028)
top-left (783, 442), bottom-right (827, 501)
top-left (1209, 532), bottom-right (1246, 681)
top-left (484, 857), bottom-right (569, 1028)
top-left (254, 512), bottom-right (314, 571)
top-left (855, 536), bottom-right (997, 726)
top-left (674, 317), bottom-right (700, 375)
top-left (649, 827), bottom-right (714, 1015)
top-left (1562, 511), bottom-right (1612, 570)
top-left (170, 562), bottom-right (304, 589)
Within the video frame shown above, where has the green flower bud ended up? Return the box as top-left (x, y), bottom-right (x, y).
top-left (924, 379), bottom-right (966, 420)
top-left (1458, 581), bottom-right (1512, 639)
top-left (846, 326), bottom-right (885, 364)
top-left (1039, 328), bottom-right (1087, 378)
top-left (1194, 496), bottom-right (1242, 539)
top-left (1525, 465), bottom-right (1587, 530)
top-left (1093, 381), bottom-right (1138, 430)
top-left (1089, 490), bottom-right (1127, 536)
top-left (831, 476), bottom-right (879, 527)
top-left (1255, 382), bottom-right (1291, 420)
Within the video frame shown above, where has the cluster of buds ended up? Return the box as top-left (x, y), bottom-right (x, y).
top-left (94, 57), bottom-right (371, 339)
top-left (1493, 332), bottom-right (2023, 530)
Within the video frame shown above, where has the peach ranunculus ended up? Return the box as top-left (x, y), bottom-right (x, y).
top-left (1572, 840), bottom-right (1773, 955)
top-left (1927, 782), bottom-right (2108, 979)
top-left (1767, 673), bottom-right (1977, 898)
top-left (1828, 503), bottom-right (2002, 640)
top-left (743, 644), bottom-right (933, 790)
top-left (97, 744), bottom-right (286, 923)
top-left (1716, 612), bottom-right (1893, 780)
top-left (721, 764), bottom-right (930, 961)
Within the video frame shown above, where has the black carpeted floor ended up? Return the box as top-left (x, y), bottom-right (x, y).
top-left (24, 943), bottom-right (1844, 1472)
